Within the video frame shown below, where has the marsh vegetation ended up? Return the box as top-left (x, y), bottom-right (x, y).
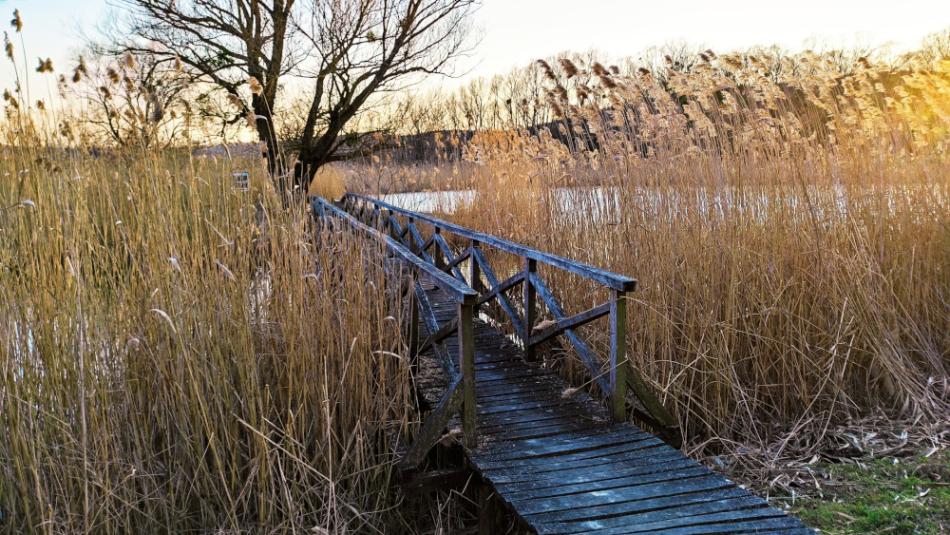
top-left (1, 5), bottom-right (948, 532)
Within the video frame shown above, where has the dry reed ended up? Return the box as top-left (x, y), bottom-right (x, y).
top-left (353, 49), bottom-right (950, 457)
top-left (0, 147), bottom-right (417, 533)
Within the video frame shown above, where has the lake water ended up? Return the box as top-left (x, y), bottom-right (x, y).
top-left (381, 190), bottom-right (477, 214)
top-left (380, 184), bottom-right (935, 225)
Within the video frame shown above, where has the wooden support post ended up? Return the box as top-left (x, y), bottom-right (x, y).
top-left (433, 228), bottom-right (446, 270)
top-left (459, 300), bottom-right (476, 448)
top-left (407, 217), bottom-right (417, 253)
top-left (407, 281), bottom-right (420, 360)
top-left (398, 379), bottom-right (462, 471)
top-left (469, 240), bottom-right (481, 312)
top-left (609, 289), bottom-right (628, 421)
top-left (478, 484), bottom-right (500, 535)
top-left (523, 258), bottom-right (537, 359)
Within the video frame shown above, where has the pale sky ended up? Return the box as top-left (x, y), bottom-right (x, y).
top-left (1, 0), bottom-right (949, 94)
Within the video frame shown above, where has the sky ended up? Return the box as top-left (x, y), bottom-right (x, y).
top-left (1, 0), bottom-right (948, 94)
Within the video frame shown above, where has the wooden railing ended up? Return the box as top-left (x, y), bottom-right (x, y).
top-left (339, 193), bottom-right (676, 435)
top-left (311, 197), bottom-right (482, 469)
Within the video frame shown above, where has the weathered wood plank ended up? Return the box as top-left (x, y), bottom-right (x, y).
top-left (433, 231), bottom-right (467, 281)
top-left (479, 418), bottom-right (595, 438)
top-left (503, 465), bottom-right (711, 502)
top-left (416, 316), bottom-right (458, 357)
top-left (312, 198), bottom-right (475, 303)
top-left (476, 437), bottom-right (665, 472)
top-left (477, 411), bottom-right (606, 434)
top-left (476, 386), bottom-right (573, 404)
top-left (484, 420), bottom-right (606, 442)
top-left (514, 474), bottom-right (736, 516)
top-left (534, 495), bottom-right (768, 533)
top-left (346, 193), bottom-right (637, 291)
top-left (443, 245), bottom-right (471, 272)
top-left (459, 301), bottom-right (477, 448)
top-left (614, 515), bottom-right (806, 535)
top-left (473, 360), bottom-right (534, 373)
top-left (414, 282), bottom-right (458, 378)
top-left (475, 368), bottom-right (551, 384)
top-left (472, 247), bottom-right (525, 336)
top-left (523, 258), bottom-right (538, 359)
top-left (386, 213), bottom-right (403, 239)
top-left (485, 396), bottom-right (609, 418)
top-left (529, 302), bottom-right (611, 347)
top-left (626, 364), bottom-right (679, 437)
top-left (477, 444), bottom-right (673, 481)
top-left (473, 373), bottom-right (563, 390)
top-left (475, 267), bottom-right (525, 310)
top-left (530, 272), bottom-right (611, 394)
top-left (398, 377), bottom-right (462, 471)
top-left (476, 399), bottom-right (597, 418)
top-left (609, 289), bottom-right (628, 421)
top-left (475, 375), bottom-right (557, 390)
top-left (565, 505), bottom-right (789, 535)
top-left (479, 418), bottom-right (610, 439)
top-left (491, 452), bottom-right (692, 488)
top-left (477, 429), bottom-right (653, 462)
top-left (525, 486), bottom-right (755, 526)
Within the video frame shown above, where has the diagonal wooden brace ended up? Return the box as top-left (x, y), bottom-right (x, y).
top-left (398, 377), bottom-right (463, 471)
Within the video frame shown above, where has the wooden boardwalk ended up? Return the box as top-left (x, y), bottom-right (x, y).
top-left (312, 194), bottom-right (813, 534)
top-left (416, 282), bottom-right (810, 534)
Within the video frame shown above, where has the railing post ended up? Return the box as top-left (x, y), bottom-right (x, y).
top-left (523, 258), bottom-right (537, 359)
top-left (313, 198), bottom-right (326, 222)
top-left (609, 289), bottom-right (628, 421)
top-left (433, 227), bottom-right (446, 270)
top-left (407, 280), bottom-right (420, 361)
top-left (406, 217), bottom-right (416, 253)
top-left (385, 209), bottom-right (396, 239)
top-left (459, 299), bottom-right (476, 448)
top-left (469, 239), bottom-right (481, 310)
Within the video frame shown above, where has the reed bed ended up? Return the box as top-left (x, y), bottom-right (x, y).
top-left (0, 148), bottom-right (416, 533)
top-left (353, 52), bottom-right (950, 456)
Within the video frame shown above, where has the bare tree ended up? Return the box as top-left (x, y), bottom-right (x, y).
top-left (118, 0), bottom-right (477, 200)
top-left (906, 28), bottom-right (950, 66)
top-left (70, 52), bottom-right (192, 148)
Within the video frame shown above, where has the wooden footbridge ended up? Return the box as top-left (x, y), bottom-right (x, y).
top-left (311, 194), bottom-right (812, 534)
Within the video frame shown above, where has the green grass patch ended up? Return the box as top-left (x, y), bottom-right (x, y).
top-left (791, 451), bottom-right (950, 534)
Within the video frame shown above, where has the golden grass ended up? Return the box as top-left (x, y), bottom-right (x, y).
top-left (309, 163), bottom-right (348, 201)
top-left (0, 148), bottom-right (415, 533)
top-left (350, 52), bottom-right (950, 453)
top-left (445, 145), bottom-right (949, 445)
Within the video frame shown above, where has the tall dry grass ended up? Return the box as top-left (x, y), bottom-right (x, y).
top-left (354, 51), bottom-right (950, 455)
top-left (0, 147), bottom-right (417, 533)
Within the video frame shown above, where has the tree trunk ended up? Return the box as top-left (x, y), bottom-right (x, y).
top-left (252, 95), bottom-right (291, 199)
top-left (291, 152), bottom-right (322, 202)
top-left (293, 129), bottom-right (340, 201)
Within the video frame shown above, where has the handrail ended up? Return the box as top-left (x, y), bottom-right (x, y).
top-left (312, 195), bottom-right (480, 455)
top-left (311, 196), bottom-right (477, 304)
top-left (345, 193), bottom-right (637, 292)
top-left (333, 191), bottom-right (678, 444)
